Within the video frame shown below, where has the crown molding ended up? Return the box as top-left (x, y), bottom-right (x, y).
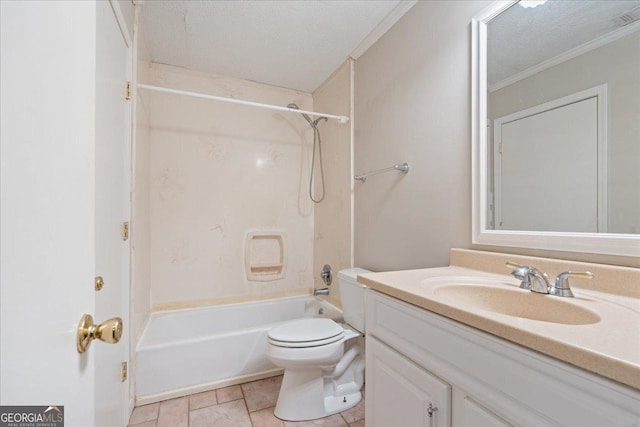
top-left (350, 0), bottom-right (418, 59)
top-left (490, 20), bottom-right (640, 92)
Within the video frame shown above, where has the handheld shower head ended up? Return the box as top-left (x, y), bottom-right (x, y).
top-left (287, 103), bottom-right (315, 127)
top-left (286, 103), bottom-right (327, 203)
top-left (312, 117), bottom-right (328, 127)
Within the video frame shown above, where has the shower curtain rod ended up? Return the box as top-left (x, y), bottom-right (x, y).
top-left (137, 83), bottom-right (350, 124)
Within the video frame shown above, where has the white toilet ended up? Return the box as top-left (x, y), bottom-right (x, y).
top-left (267, 268), bottom-right (369, 421)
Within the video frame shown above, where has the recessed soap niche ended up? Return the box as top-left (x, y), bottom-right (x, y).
top-left (244, 230), bottom-right (287, 281)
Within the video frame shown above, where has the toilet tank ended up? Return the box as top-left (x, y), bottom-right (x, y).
top-left (338, 268), bottom-right (370, 333)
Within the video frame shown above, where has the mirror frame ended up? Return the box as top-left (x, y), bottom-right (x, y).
top-left (471, 1), bottom-right (640, 257)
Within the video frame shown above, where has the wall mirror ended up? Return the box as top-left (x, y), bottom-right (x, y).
top-left (472, 0), bottom-right (640, 256)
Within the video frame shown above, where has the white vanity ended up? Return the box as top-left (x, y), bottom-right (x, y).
top-left (359, 249), bottom-right (640, 426)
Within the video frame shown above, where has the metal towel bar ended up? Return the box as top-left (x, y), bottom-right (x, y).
top-left (354, 163), bottom-right (409, 182)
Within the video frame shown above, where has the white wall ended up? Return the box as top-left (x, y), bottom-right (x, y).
top-left (146, 64), bottom-right (315, 309)
top-left (312, 60), bottom-right (354, 307)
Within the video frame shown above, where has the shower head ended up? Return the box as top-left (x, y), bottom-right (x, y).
top-left (287, 103), bottom-right (327, 128)
top-left (287, 103), bottom-right (314, 127)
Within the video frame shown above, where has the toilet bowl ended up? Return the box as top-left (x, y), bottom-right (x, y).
top-left (267, 268), bottom-right (369, 421)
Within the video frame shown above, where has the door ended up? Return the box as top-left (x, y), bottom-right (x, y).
top-left (366, 336), bottom-right (451, 427)
top-left (0, 1), bottom-right (131, 425)
top-left (95, 1), bottom-right (132, 426)
top-left (494, 87), bottom-right (606, 233)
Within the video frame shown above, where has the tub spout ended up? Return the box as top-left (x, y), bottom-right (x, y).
top-left (313, 287), bottom-right (330, 296)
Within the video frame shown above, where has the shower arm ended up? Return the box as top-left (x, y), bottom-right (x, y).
top-left (354, 163), bottom-right (410, 183)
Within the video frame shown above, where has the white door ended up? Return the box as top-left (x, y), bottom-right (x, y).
top-left (95, 1), bottom-right (132, 426)
top-left (494, 89), bottom-right (605, 232)
top-left (0, 1), bottom-right (131, 426)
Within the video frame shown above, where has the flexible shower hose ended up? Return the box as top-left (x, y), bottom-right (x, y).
top-left (309, 125), bottom-right (325, 203)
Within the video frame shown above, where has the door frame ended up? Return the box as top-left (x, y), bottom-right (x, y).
top-left (106, 0), bottom-right (134, 423)
top-left (493, 84), bottom-right (608, 232)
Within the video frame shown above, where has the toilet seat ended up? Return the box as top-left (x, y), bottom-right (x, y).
top-left (268, 318), bottom-right (345, 348)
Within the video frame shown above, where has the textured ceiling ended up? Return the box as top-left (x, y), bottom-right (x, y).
top-left (488, 0), bottom-right (640, 86)
top-left (141, 0), bottom-right (404, 92)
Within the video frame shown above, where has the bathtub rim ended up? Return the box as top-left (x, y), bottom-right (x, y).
top-left (137, 294), bottom-right (342, 350)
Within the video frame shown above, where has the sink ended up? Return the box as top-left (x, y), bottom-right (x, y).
top-left (432, 283), bottom-right (601, 325)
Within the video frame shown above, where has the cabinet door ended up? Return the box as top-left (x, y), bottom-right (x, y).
top-left (456, 395), bottom-right (513, 427)
top-left (366, 336), bottom-right (451, 427)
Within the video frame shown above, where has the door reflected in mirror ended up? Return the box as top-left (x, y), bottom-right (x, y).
top-left (486, 0), bottom-right (640, 234)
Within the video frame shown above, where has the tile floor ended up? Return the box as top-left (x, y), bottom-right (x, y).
top-left (128, 375), bottom-right (365, 427)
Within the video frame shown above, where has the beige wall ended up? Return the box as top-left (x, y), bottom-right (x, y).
top-left (354, 1), bottom-right (640, 270)
top-left (489, 32), bottom-right (640, 234)
top-left (312, 60), bottom-right (354, 307)
top-left (147, 63), bottom-right (315, 309)
top-left (354, 1), bottom-right (492, 271)
top-left (132, 9), bottom-right (151, 343)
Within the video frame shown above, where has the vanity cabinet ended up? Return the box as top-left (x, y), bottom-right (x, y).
top-left (367, 336), bottom-right (450, 427)
top-left (365, 290), bottom-right (640, 427)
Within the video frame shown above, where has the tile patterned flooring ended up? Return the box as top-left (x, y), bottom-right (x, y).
top-left (128, 375), bottom-right (365, 427)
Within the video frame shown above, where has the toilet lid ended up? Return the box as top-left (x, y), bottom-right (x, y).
top-left (268, 318), bottom-right (344, 344)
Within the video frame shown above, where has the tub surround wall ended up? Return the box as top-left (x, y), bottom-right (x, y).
top-left (354, 0), bottom-right (640, 270)
top-left (312, 60), bottom-right (354, 308)
top-left (147, 63), bottom-right (315, 309)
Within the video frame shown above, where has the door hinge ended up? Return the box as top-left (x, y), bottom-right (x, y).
top-left (121, 362), bottom-right (128, 382)
top-left (125, 81), bottom-right (132, 100)
top-left (122, 222), bottom-right (130, 241)
top-left (498, 142), bottom-right (503, 154)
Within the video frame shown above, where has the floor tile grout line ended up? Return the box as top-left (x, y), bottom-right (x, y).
top-left (240, 394), bottom-right (253, 426)
top-left (131, 376), bottom-right (363, 427)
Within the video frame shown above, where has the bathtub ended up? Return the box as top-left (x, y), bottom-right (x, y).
top-left (135, 295), bottom-right (342, 403)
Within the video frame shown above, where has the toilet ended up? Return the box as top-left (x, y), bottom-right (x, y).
top-left (267, 268), bottom-right (369, 421)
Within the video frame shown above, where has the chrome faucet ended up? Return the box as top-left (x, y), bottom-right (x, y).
top-left (508, 263), bottom-right (551, 293)
top-left (314, 264), bottom-right (333, 296)
top-left (506, 262), bottom-right (594, 297)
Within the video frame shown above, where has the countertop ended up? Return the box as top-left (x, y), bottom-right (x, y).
top-left (358, 260), bottom-right (640, 391)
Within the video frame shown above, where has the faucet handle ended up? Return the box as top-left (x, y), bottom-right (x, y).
top-left (321, 264), bottom-right (333, 286)
top-left (549, 271), bottom-right (594, 298)
top-left (506, 261), bottom-right (532, 289)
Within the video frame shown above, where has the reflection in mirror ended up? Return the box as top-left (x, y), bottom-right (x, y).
top-left (486, 0), bottom-right (640, 234)
top-left (472, 0), bottom-right (640, 256)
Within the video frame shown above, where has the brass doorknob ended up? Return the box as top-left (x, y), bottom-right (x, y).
top-left (77, 314), bottom-right (123, 354)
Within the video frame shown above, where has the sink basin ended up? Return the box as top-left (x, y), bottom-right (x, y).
top-left (432, 284), bottom-right (601, 325)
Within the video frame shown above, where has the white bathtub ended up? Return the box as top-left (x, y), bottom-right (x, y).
top-left (135, 295), bottom-right (342, 403)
